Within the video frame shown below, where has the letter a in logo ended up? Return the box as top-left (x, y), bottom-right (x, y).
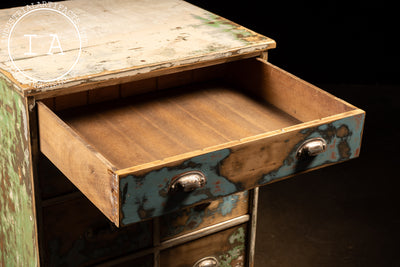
top-left (47, 34), bottom-right (64, 55)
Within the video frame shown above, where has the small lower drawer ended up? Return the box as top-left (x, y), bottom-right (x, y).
top-left (160, 191), bottom-right (249, 241)
top-left (160, 224), bottom-right (247, 267)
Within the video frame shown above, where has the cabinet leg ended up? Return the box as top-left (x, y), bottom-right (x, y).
top-left (247, 187), bottom-right (259, 267)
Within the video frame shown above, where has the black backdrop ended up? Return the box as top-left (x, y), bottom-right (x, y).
top-left (186, 0), bottom-right (399, 85)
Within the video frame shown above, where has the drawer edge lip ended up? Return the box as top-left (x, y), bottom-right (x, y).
top-left (115, 108), bottom-right (365, 177)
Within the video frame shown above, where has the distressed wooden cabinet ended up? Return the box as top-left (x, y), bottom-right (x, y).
top-left (0, 0), bottom-right (365, 266)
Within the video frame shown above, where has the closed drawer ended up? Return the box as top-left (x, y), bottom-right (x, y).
top-left (160, 224), bottom-right (247, 267)
top-left (38, 58), bottom-right (365, 227)
top-left (160, 191), bottom-right (249, 241)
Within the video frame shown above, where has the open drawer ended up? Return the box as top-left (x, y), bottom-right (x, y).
top-left (38, 58), bottom-right (365, 227)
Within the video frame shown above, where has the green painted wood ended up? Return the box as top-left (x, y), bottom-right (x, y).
top-left (0, 77), bottom-right (38, 266)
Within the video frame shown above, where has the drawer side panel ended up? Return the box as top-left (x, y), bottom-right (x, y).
top-left (37, 102), bottom-right (120, 225)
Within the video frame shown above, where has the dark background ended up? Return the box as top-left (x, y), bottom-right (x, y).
top-left (2, 1), bottom-right (399, 266)
top-left (184, 1), bottom-right (399, 266)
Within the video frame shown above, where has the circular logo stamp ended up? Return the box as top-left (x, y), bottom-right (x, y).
top-left (3, 2), bottom-right (86, 88)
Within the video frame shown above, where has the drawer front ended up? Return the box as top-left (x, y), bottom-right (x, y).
top-left (160, 224), bottom-right (247, 267)
top-left (42, 197), bottom-right (153, 266)
top-left (120, 112), bottom-right (364, 225)
top-left (160, 191), bottom-right (249, 240)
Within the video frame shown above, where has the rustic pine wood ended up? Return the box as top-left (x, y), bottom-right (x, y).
top-left (0, 0), bottom-right (275, 97)
top-left (121, 78), bottom-right (157, 98)
top-left (227, 58), bottom-right (355, 122)
top-left (37, 102), bottom-right (119, 224)
top-left (56, 82), bottom-right (300, 169)
top-left (88, 84), bottom-right (120, 104)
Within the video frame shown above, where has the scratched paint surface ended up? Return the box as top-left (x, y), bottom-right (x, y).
top-left (219, 226), bottom-right (246, 267)
top-left (160, 191), bottom-right (248, 239)
top-left (120, 113), bottom-right (364, 226)
top-left (0, 0), bottom-right (274, 94)
top-left (0, 78), bottom-right (38, 266)
top-left (258, 113), bottom-right (365, 185)
top-left (120, 149), bottom-right (237, 225)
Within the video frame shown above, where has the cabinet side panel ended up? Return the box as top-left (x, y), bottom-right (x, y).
top-left (0, 79), bottom-right (38, 266)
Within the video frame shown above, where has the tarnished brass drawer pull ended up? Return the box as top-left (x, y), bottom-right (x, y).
top-left (193, 256), bottom-right (219, 267)
top-left (169, 171), bottom-right (207, 193)
top-left (296, 137), bottom-right (327, 158)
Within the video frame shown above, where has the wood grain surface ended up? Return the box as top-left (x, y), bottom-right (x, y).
top-left (37, 102), bottom-right (120, 225)
top-left (0, 0), bottom-right (275, 96)
top-left (58, 81), bottom-right (299, 169)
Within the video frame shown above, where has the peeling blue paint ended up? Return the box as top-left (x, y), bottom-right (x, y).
top-left (161, 191), bottom-right (246, 238)
top-left (120, 149), bottom-right (237, 225)
top-left (259, 114), bottom-right (365, 185)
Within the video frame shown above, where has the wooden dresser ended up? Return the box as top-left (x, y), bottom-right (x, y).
top-left (0, 0), bottom-right (365, 266)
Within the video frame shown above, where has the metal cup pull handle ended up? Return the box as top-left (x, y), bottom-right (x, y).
top-left (296, 137), bottom-right (327, 159)
top-left (169, 171), bottom-right (206, 193)
top-left (193, 256), bottom-right (219, 267)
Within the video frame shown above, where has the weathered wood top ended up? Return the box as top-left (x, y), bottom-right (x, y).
top-left (0, 0), bottom-right (275, 97)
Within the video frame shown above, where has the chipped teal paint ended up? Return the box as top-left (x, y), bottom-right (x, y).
top-left (0, 78), bottom-right (38, 266)
top-left (120, 149), bottom-right (237, 225)
top-left (220, 193), bottom-right (240, 216)
top-left (48, 221), bottom-right (152, 266)
top-left (161, 191), bottom-right (246, 238)
top-left (219, 226), bottom-right (246, 267)
top-left (259, 113), bottom-right (365, 185)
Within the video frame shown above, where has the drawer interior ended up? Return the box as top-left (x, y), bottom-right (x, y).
top-left (57, 81), bottom-right (299, 169)
top-left (45, 58), bottom-right (354, 170)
